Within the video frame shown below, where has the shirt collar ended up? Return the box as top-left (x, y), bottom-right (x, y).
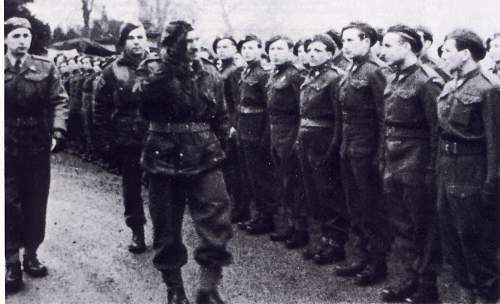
top-left (6, 53), bottom-right (28, 69)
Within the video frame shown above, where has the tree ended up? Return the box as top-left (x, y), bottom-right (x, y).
top-left (81, 0), bottom-right (95, 37)
top-left (52, 26), bottom-right (66, 43)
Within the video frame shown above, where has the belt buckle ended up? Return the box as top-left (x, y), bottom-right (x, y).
top-left (444, 142), bottom-right (457, 154)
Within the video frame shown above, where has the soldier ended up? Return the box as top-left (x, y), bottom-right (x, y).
top-left (297, 34), bottom-right (349, 261)
top-left (416, 25), bottom-right (452, 82)
top-left (378, 25), bottom-right (443, 303)
top-left (212, 35), bottom-right (249, 223)
top-left (94, 23), bottom-right (149, 254)
top-left (135, 21), bottom-right (233, 304)
top-left (293, 38), bottom-right (311, 74)
top-left (80, 56), bottom-right (97, 161)
top-left (486, 33), bottom-right (500, 79)
top-left (437, 29), bottom-right (498, 303)
top-left (333, 22), bottom-right (390, 286)
top-left (66, 57), bottom-right (85, 154)
top-left (234, 34), bottom-right (278, 228)
top-left (259, 35), bottom-right (308, 244)
top-left (326, 29), bottom-right (351, 71)
top-left (4, 17), bottom-right (68, 293)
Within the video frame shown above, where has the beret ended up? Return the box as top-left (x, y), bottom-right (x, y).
top-left (116, 22), bottom-right (141, 49)
top-left (5, 17), bottom-right (31, 36)
top-left (212, 35), bottom-right (237, 53)
top-left (161, 20), bottom-right (193, 47)
top-left (325, 29), bottom-right (343, 50)
top-left (305, 34), bottom-right (337, 55)
top-left (237, 34), bottom-right (262, 53)
top-left (265, 35), bottom-right (294, 54)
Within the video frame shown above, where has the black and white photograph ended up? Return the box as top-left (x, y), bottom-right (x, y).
top-left (2, 0), bottom-right (499, 303)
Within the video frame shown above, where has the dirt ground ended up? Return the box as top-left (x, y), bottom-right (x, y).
top-left (5, 153), bottom-right (474, 304)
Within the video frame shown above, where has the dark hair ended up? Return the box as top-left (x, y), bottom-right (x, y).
top-left (53, 53), bottom-right (66, 64)
top-left (341, 22), bottom-right (378, 47)
top-left (212, 35), bottom-right (237, 53)
top-left (386, 24), bottom-right (423, 53)
top-left (415, 25), bottom-right (433, 43)
top-left (486, 32), bottom-right (500, 51)
top-left (265, 35), bottom-right (294, 54)
top-left (305, 34), bottom-right (336, 55)
top-left (445, 28), bottom-right (486, 61)
top-left (293, 38), bottom-right (311, 56)
top-left (325, 29), bottom-right (343, 49)
top-left (237, 34), bottom-right (262, 53)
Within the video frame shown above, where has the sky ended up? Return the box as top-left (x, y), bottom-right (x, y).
top-left (27, 0), bottom-right (500, 43)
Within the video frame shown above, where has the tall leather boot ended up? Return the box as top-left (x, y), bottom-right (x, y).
top-left (162, 270), bottom-right (189, 304)
top-left (196, 266), bottom-right (226, 304)
top-left (129, 225), bottom-right (146, 254)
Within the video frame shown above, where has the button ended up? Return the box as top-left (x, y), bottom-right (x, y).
top-left (179, 152), bottom-right (184, 157)
top-left (155, 150), bottom-right (159, 155)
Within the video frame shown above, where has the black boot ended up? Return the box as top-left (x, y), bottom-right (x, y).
top-left (129, 225), bottom-right (146, 254)
top-left (313, 238), bottom-right (345, 265)
top-left (163, 270), bottom-right (189, 304)
top-left (270, 227), bottom-right (294, 242)
top-left (334, 261), bottom-right (367, 277)
top-left (245, 216), bottom-right (275, 235)
top-left (197, 266), bottom-right (226, 304)
top-left (285, 230), bottom-right (309, 249)
top-left (381, 275), bottom-right (418, 302)
top-left (353, 260), bottom-right (387, 286)
top-left (5, 262), bottom-right (23, 294)
top-left (405, 277), bottom-right (440, 303)
top-left (23, 255), bottom-right (48, 278)
top-left (167, 287), bottom-right (190, 304)
top-left (302, 238), bottom-right (327, 260)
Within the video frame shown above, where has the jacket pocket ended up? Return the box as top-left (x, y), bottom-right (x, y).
top-left (448, 93), bottom-right (481, 126)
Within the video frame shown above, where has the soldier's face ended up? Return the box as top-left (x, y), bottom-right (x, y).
top-left (342, 28), bottom-right (370, 59)
top-left (216, 39), bottom-right (236, 60)
top-left (241, 40), bottom-right (261, 62)
top-left (186, 30), bottom-right (201, 61)
top-left (489, 37), bottom-right (500, 62)
top-left (5, 28), bottom-right (32, 56)
top-left (269, 40), bottom-right (292, 65)
top-left (380, 33), bottom-right (409, 66)
top-left (297, 45), bottom-right (310, 65)
top-left (441, 39), bottom-right (467, 72)
top-left (308, 41), bottom-right (332, 67)
top-left (124, 27), bottom-right (147, 56)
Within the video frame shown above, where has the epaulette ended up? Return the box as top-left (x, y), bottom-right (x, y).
top-left (420, 64), bottom-right (444, 86)
top-left (31, 54), bottom-right (51, 63)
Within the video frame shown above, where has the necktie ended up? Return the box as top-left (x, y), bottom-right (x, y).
top-left (14, 59), bottom-right (22, 73)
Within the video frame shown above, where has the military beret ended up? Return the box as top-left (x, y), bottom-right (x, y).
top-left (212, 35), bottom-right (237, 53)
top-left (160, 20), bottom-right (193, 48)
top-left (444, 28), bottom-right (486, 61)
top-left (386, 24), bottom-right (424, 54)
top-left (293, 38), bottom-right (311, 56)
top-left (237, 34), bottom-right (262, 53)
top-left (116, 22), bottom-right (141, 50)
top-left (305, 34), bottom-right (337, 55)
top-left (325, 29), bottom-right (343, 50)
top-left (265, 35), bottom-right (294, 54)
top-left (5, 17), bottom-right (32, 36)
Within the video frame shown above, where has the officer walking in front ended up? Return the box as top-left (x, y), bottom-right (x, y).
top-left (333, 22), bottom-right (391, 286)
top-left (297, 34), bottom-right (349, 261)
top-left (4, 17), bottom-right (68, 293)
top-left (437, 29), bottom-right (498, 303)
top-left (135, 21), bottom-right (233, 304)
top-left (94, 22), bottom-right (149, 254)
top-left (379, 25), bottom-right (443, 303)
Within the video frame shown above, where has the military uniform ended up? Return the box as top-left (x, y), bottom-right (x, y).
top-left (81, 70), bottom-right (97, 160)
top-left (436, 68), bottom-right (498, 301)
top-left (332, 52), bottom-right (351, 72)
top-left (265, 61), bottom-right (305, 237)
top-left (94, 53), bottom-right (148, 235)
top-left (382, 63), bottom-right (443, 294)
top-left (5, 54), bottom-right (68, 266)
top-left (297, 61), bottom-right (349, 263)
top-left (236, 60), bottom-right (277, 223)
top-left (420, 53), bottom-right (452, 82)
top-left (67, 69), bottom-right (85, 153)
top-left (336, 53), bottom-right (390, 276)
top-left (136, 56), bottom-right (233, 274)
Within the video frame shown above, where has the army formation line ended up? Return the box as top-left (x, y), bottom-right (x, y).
top-left (4, 15), bottom-right (500, 304)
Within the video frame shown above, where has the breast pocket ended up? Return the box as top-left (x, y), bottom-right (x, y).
top-left (392, 89), bottom-right (419, 122)
top-left (22, 72), bottom-right (49, 99)
top-left (448, 93), bottom-right (481, 126)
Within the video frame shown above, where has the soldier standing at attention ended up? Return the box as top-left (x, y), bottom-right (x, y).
top-left (293, 38), bottom-right (311, 74)
top-left (333, 22), bottom-right (391, 286)
top-left (94, 23), bottom-right (149, 254)
top-left (212, 35), bottom-right (249, 223)
top-left (135, 21), bottom-right (233, 304)
top-left (378, 25), bottom-right (443, 304)
top-left (416, 25), bottom-right (452, 82)
top-left (234, 34), bottom-right (278, 227)
top-left (297, 34), bottom-right (348, 261)
top-left (326, 29), bottom-right (351, 71)
top-left (437, 29), bottom-right (498, 303)
top-left (4, 17), bottom-right (68, 293)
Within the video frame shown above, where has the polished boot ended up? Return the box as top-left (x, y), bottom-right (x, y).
top-left (270, 227), bottom-right (294, 242)
top-left (129, 225), bottom-right (146, 254)
top-left (285, 230), bottom-right (309, 249)
top-left (313, 238), bottom-right (345, 265)
top-left (245, 217), bottom-right (275, 235)
top-left (353, 261), bottom-right (387, 286)
top-left (405, 278), bottom-right (440, 304)
top-left (5, 262), bottom-right (23, 294)
top-left (334, 261), bottom-right (367, 277)
top-left (381, 276), bottom-right (418, 302)
top-left (23, 255), bottom-right (48, 278)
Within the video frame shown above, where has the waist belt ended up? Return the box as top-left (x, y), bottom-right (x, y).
top-left (5, 116), bottom-right (45, 127)
top-left (300, 118), bottom-right (335, 128)
top-left (439, 139), bottom-right (485, 155)
top-left (341, 112), bottom-right (375, 125)
top-left (238, 105), bottom-right (265, 114)
top-left (385, 125), bottom-right (428, 138)
top-left (149, 122), bottom-right (210, 133)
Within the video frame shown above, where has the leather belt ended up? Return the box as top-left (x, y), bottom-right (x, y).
top-left (149, 122), bottom-right (210, 133)
top-left (439, 139), bottom-right (484, 155)
top-left (300, 118), bottom-right (335, 128)
top-left (238, 105), bottom-right (265, 114)
top-left (341, 112), bottom-right (375, 124)
top-left (385, 125), bottom-right (428, 138)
